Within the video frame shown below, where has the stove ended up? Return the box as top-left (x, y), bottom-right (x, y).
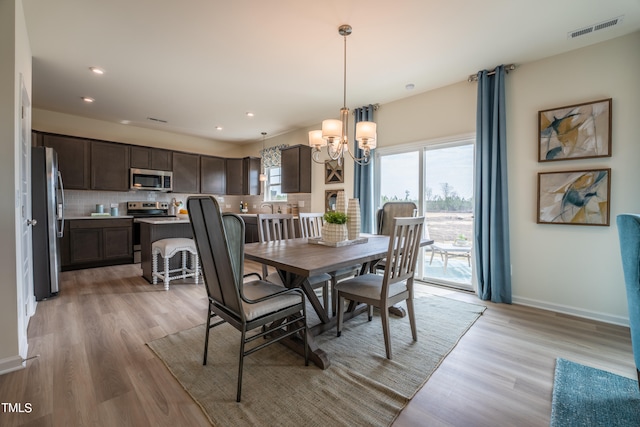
top-left (127, 201), bottom-right (171, 217)
top-left (128, 201), bottom-right (172, 263)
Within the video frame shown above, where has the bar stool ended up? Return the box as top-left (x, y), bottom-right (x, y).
top-left (152, 238), bottom-right (200, 290)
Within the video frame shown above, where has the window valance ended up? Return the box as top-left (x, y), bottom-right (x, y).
top-left (260, 144), bottom-right (289, 168)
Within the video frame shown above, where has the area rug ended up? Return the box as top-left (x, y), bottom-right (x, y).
top-left (551, 358), bottom-right (640, 427)
top-left (147, 295), bottom-right (485, 427)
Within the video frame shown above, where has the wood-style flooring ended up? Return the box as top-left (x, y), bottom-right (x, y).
top-left (0, 262), bottom-right (634, 427)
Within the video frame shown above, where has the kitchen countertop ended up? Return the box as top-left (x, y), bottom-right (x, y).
top-left (134, 217), bottom-right (190, 224)
top-left (65, 215), bottom-right (134, 220)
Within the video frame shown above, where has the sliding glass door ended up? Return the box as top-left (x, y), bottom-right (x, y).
top-left (376, 137), bottom-right (474, 290)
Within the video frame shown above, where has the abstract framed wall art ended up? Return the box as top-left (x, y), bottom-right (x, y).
top-left (537, 168), bottom-right (610, 226)
top-left (538, 98), bottom-right (612, 162)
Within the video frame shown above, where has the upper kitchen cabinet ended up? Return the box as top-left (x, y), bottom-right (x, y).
top-left (91, 140), bottom-right (130, 191)
top-left (41, 133), bottom-right (91, 190)
top-left (281, 145), bottom-right (311, 193)
top-left (130, 146), bottom-right (172, 171)
top-left (244, 157), bottom-right (261, 196)
top-left (173, 152), bottom-right (200, 193)
top-left (200, 155), bottom-right (226, 195)
top-left (225, 157), bottom-right (261, 195)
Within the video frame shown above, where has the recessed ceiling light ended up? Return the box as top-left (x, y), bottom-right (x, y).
top-left (246, 112), bottom-right (254, 117)
top-left (405, 83), bottom-right (415, 90)
top-left (82, 97), bottom-right (94, 103)
top-left (215, 126), bottom-right (223, 131)
top-left (120, 120), bottom-right (130, 125)
top-left (89, 67), bottom-right (104, 75)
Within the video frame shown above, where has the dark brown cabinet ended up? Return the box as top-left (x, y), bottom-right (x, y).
top-left (225, 157), bottom-right (261, 196)
top-left (172, 152), bottom-right (200, 193)
top-left (91, 140), bottom-right (130, 191)
top-left (200, 155), bottom-right (226, 195)
top-left (41, 133), bottom-right (91, 190)
top-left (281, 145), bottom-right (311, 193)
top-left (244, 157), bottom-right (261, 196)
top-left (62, 218), bottom-right (133, 270)
top-left (130, 146), bottom-right (172, 171)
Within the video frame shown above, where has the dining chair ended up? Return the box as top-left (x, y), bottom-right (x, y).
top-left (375, 202), bottom-right (419, 274)
top-left (336, 216), bottom-right (424, 359)
top-left (299, 212), bottom-right (360, 316)
top-left (187, 196), bottom-right (308, 402)
top-left (257, 213), bottom-right (332, 314)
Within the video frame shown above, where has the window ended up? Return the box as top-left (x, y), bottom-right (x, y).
top-left (376, 136), bottom-right (474, 290)
top-left (264, 166), bottom-right (287, 201)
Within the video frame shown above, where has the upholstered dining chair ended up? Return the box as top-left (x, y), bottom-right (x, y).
top-left (257, 213), bottom-right (331, 313)
top-left (336, 216), bottom-right (424, 359)
top-left (375, 202), bottom-right (419, 274)
top-left (187, 196), bottom-right (308, 402)
top-left (299, 212), bottom-right (360, 316)
top-left (616, 213), bottom-right (640, 389)
top-left (376, 202), bottom-right (418, 235)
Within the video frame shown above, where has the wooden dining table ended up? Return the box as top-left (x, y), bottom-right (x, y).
top-left (244, 234), bottom-right (433, 369)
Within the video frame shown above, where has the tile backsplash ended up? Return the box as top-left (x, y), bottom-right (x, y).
top-left (63, 190), bottom-right (312, 216)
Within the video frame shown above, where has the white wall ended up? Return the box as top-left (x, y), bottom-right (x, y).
top-left (0, 0), bottom-right (32, 374)
top-left (508, 32), bottom-right (640, 324)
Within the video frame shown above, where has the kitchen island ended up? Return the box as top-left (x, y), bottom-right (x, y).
top-left (137, 217), bottom-right (192, 283)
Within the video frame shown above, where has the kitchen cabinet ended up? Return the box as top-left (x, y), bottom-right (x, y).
top-left (281, 145), bottom-right (311, 193)
top-left (130, 146), bottom-right (172, 171)
top-left (62, 218), bottom-right (133, 270)
top-left (239, 214), bottom-right (259, 243)
top-left (225, 157), bottom-right (261, 195)
top-left (200, 155), bottom-right (226, 195)
top-left (244, 157), bottom-right (261, 196)
top-left (91, 140), bottom-right (130, 191)
top-left (172, 152), bottom-right (200, 193)
top-left (41, 133), bottom-right (91, 190)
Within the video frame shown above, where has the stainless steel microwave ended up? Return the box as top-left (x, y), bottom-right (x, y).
top-left (130, 168), bottom-right (173, 192)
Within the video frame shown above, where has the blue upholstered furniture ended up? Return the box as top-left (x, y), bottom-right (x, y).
top-left (616, 214), bottom-right (640, 389)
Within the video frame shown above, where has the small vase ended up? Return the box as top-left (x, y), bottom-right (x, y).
top-left (322, 223), bottom-right (347, 243)
top-left (347, 198), bottom-right (361, 240)
top-left (335, 191), bottom-right (347, 214)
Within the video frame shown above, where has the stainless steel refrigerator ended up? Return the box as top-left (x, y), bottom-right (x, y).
top-left (31, 146), bottom-right (65, 300)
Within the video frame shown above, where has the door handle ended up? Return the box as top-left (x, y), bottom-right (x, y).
top-left (27, 219), bottom-right (37, 226)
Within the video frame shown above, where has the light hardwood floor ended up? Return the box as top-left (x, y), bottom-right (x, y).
top-left (0, 262), bottom-right (634, 427)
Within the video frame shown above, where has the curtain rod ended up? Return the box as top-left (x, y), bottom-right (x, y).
top-left (352, 103), bottom-right (380, 115)
top-left (468, 64), bottom-right (516, 82)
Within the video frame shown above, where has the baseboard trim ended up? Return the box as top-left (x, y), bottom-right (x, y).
top-left (512, 296), bottom-right (629, 327)
top-left (0, 355), bottom-right (25, 376)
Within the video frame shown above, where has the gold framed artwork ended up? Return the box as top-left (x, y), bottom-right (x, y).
top-left (537, 168), bottom-right (610, 226)
top-left (325, 160), bottom-right (344, 183)
top-left (538, 98), bottom-right (612, 162)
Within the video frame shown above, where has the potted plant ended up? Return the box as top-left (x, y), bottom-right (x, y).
top-left (454, 233), bottom-right (470, 246)
top-left (322, 211), bottom-right (348, 243)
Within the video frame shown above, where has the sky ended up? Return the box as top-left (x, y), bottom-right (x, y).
top-left (379, 144), bottom-right (474, 201)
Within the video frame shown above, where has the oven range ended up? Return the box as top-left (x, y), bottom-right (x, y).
top-left (127, 201), bottom-right (172, 263)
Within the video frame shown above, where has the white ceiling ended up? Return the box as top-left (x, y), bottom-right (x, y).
top-left (22, 0), bottom-right (640, 145)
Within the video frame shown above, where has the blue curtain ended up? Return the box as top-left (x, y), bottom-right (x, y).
top-left (474, 65), bottom-right (512, 303)
top-left (354, 105), bottom-right (376, 233)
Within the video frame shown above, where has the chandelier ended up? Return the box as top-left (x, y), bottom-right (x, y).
top-left (308, 25), bottom-right (377, 166)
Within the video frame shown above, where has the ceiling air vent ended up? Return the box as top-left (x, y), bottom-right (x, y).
top-left (568, 15), bottom-right (624, 39)
top-left (147, 117), bottom-right (168, 123)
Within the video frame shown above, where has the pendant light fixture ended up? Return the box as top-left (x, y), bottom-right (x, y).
top-left (259, 132), bottom-right (267, 182)
top-left (308, 24), bottom-right (377, 166)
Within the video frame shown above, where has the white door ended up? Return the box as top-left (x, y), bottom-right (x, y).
top-left (18, 77), bottom-right (35, 359)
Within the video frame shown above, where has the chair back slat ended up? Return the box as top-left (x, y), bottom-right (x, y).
top-left (299, 213), bottom-right (324, 238)
top-left (187, 196), bottom-right (244, 319)
top-left (382, 216), bottom-right (424, 292)
top-left (257, 214), bottom-right (296, 242)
